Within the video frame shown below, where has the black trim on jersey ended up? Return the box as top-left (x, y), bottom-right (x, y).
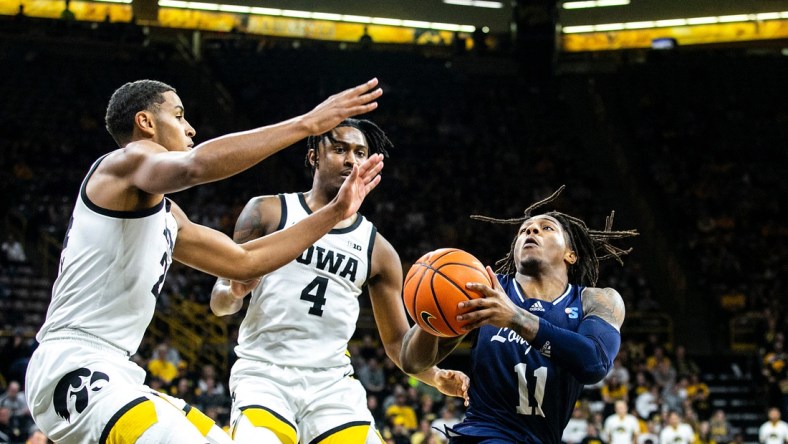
top-left (365, 225), bottom-right (377, 283)
top-left (276, 194), bottom-right (288, 231)
top-left (80, 155), bottom-right (165, 219)
top-left (295, 192), bottom-right (364, 234)
top-left (239, 404), bottom-right (296, 431)
top-left (308, 420), bottom-right (371, 444)
top-left (99, 396), bottom-right (148, 444)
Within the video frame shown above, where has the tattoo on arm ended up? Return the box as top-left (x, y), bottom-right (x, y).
top-left (584, 288), bottom-right (626, 330)
top-left (233, 203), bottom-right (266, 243)
top-left (510, 310), bottom-right (540, 341)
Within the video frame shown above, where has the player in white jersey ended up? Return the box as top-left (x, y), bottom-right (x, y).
top-left (211, 119), bottom-right (469, 444)
top-left (25, 79), bottom-right (385, 443)
top-left (603, 400), bottom-right (640, 444)
top-left (760, 407), bottom-right (788, 444)
top-left (658, 411), bottom-right (695, 444)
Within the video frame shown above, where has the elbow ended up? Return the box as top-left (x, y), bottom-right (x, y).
top-left (399, 346), bottom-right (434, 375)
top-left (574, 362), bottom-right (610, 385)
top-left (400, 358), bottom-right (431, 376)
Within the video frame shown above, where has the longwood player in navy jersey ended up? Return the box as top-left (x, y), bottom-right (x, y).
top-left (25, 79), bottom-right (385, 443)
top-left (400, 186), bottom-right (637, 444)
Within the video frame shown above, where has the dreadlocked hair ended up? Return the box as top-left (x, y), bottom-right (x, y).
top-left (470, 185), bottom-right (638, 287)
top-left (304, 118), bottom-right (393, 173)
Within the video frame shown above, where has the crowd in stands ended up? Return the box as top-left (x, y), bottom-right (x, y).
top-left (1, 15), bottom-right (786, 443)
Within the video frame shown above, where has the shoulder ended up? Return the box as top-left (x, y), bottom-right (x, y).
top-left (580, 286), bottom-right (626, 331)
top-left (99, 141), bottom-right (165, 173)
top-left (234, 194), bottom-right (282, 241)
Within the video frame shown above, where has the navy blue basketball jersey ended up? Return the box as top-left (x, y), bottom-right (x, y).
top-left (451, 274), bottom-right (586, 444)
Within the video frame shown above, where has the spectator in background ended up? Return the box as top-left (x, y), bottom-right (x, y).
top-left (25, 428), bottom-right (48, 444)
top-left (601, 374), bottom-right (629, 418)
top-left (147, 343), bottom-right (179, 386)
top-left (652, 359), bottom-right (677, 391)
top-left (603, 400), bottom-right (639, 444)
top-left (696, 420), bottom-right (715, 444)
top-left (581, 423), bottom-right (605, 444)
top-left (709, 409), bottom-right (733, 444)
top-left (386, 389), bottom-right (418, 432)
top-left (430, 404), bottom-right (461, 442)
top-left (0, 328), bottom-right (35, 387)
top-left (563, 404), bottom-right (589, 444)
top-left (689, 374), bottom-right (712, 421)
top-left (672, 345), bottom-right (699, 379)
top-left (410, 417), bottom-right (436, 444)
top-left (358, 357), bottom-right (387, 399)
top-left (0, 381), bottom-right (31, 439)
top-left (659, 410), bottom-right (694, 444)
top-left (758, 407), bottom-right (788, 444)
top-left (608, 357), bottom-right (631, 387)
top-left (1, 235), bottom-right (26, 263)
top-left (637, 415), bottom-right (660, 444)
top-left (0, 406), bottom-right (24, 443)
top-left (636, 385), bottom-right (660, 421)
top-left (762, 339), bottom-right (788, 417)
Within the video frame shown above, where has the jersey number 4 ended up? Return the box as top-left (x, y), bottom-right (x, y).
top-left (515, 363), bottom-right (547, 417)
top-left (300, 276), bottom-right (328, 316)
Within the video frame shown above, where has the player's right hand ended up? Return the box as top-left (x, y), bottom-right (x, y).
top-left (301, 78), bottom-right (382, 135)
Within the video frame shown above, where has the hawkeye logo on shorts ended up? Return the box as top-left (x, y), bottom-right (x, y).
top-left (53, 368), bottom-right (110, 422)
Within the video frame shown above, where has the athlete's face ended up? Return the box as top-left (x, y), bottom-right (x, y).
top-left (311, 126), bottom-right (369, 194)
top-left (513, 215), bottom-right (576, 274)
top-left (149, 91), bottom-right (196, 152)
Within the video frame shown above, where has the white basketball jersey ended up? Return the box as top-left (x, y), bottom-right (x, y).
top-left (36, 155), bottom-right (178, 356)
top-left (235, 193), bottom-right (375, 368)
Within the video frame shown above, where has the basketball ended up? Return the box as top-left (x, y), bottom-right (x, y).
top-left (403, 248), bottom-right (492, 337)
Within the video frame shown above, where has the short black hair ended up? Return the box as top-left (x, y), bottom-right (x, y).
top-left (105, 80), bottom-right (175, 147)
top-left (472, 186), bottom-right (638, 287)
top-left (304, 118), bottom-right (393, 174)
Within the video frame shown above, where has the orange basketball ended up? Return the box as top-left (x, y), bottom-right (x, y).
top-left (403, 248), bottom-right (492, 337)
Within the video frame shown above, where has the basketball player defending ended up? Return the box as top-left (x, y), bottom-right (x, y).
top-left (210, 118), bottom-right (470, 444)
top-left (25, 79), bottom-right (384, 443)
top-left (400, 186), bottom-right (637, 443)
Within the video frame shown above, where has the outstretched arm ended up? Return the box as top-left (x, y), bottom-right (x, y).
top-left (114, 78), bottom-right (383, 196)
top-left (461, 267), bottom-right (624, 384)
top-left (210, 195), bottom-right (281, 316)
top-left (175, 153), bottom-right (383, 282)
top-left (369, 236), bottom-right (469, 404)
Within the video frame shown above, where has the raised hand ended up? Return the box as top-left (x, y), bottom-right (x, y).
top-left (332, 153), bottom-right (384, 219)
top-left (301, 78), bottom-right (383, 135)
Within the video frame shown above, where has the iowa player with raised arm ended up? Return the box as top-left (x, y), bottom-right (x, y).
top-left (25, 79), bottom-right (384, 443)
top-left (400, 186), bottom-right (638, 444)
top-left (210, 118), bottom-right (469, 444)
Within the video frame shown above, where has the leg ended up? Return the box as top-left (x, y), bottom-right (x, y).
top-left (311, 422), bottom-right (383, 444)
top-left (300, 368), bottom-right (382, 444)
top-left (232, 409), bottom-right (296, 444)
top-left (104, 394), bottom-right (232, 444)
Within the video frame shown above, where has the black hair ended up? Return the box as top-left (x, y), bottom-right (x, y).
top-left (304, 118), bottom-right (393, 174)
top-left (471, 185), bottom-right (638, 286)
top-left (105, 79), bottom-right (175, 147)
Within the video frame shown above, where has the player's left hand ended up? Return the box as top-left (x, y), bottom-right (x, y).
top-left (229, 278), bottom-right (261, 299)
top-left (433, 369), bottom-right (470, 406)
top-left (458, 266), bottom-right (526, 331)
top-left (333, 153), bottom-right (384, 218)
